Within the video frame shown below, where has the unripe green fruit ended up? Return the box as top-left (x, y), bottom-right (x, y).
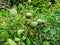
top-left (25, 12), bottom-right (32, 17)
top-left (37, 19), bottom-right (45, 24)
top-left (9, 9), bottom-right (17, 16)
top-left (31, 22), bottom-right (37, 27)
top-left (15, 37), bottom-right (20, 41)
top-left (27, 19), bottom-right (31, 24)
top-left (17, 29), bottom-right (24, 36)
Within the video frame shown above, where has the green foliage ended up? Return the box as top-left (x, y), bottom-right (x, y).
top-left (30, 0), bottom-right (51, 11)
top-left (0, 0), bottom-right (60, 45)
top-left (26, 38), bottom-right (30, 45)
top-left (43, 41), bottom-right (50, 45)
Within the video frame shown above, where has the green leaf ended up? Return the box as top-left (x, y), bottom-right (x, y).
top-left (4, 42), bottom-right (10, 45)
top-left (0, 28), bottom-right (4, 33)
top-left (22, 36), bottom-right (26, 40)
top-left (7, 39), bottom-right (17, 45)
top-left (26, 38), bottom-right (30, 45)
top-left (46, 17), bottom-right (55, 24)
top-left (50, 29), bottom-right (56, 35)
top-left (43, 41), bottom-right (50, 45)
top-left (43, 27), bottom-right (49, 32)
top-left (57, 23), bottom-right (60, 28)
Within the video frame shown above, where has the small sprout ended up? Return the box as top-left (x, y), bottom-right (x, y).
top-left (30, 22), bottom-right (37, 27)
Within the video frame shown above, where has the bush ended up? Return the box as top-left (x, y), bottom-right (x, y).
top-left (0, 0), bottom-right (60, 45)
